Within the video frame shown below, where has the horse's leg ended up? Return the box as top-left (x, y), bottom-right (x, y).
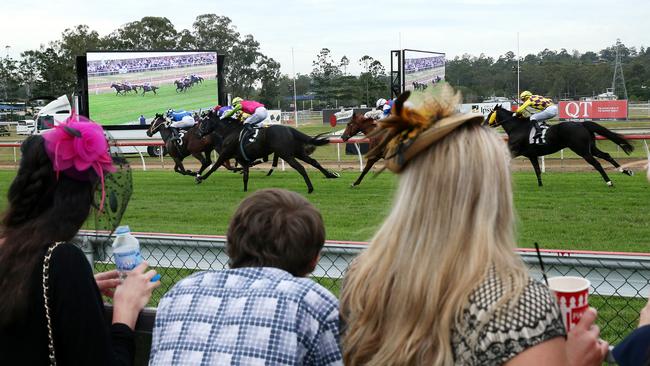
top-left (196, 155), bottom-right (227, 183)
top-left (282, 155), bottom-right (315, 193)
top-left (197, 152), bottom-right (212, 175)
top-left (581, 153), bottom-right (614, 186)
top-left (242, 166), bottom-right (250, 192)
top-left (592, 146), bottom-right (634, 176)
top-left (528, 156), bottom-right (543, 187)
top-left (295, 153), bottom-right (339, 179)
top-left (173, 159), bottom-right (190, 175)
top-left (266, 154), bottom-right (279, 176)
top-left (190, 152), bottom-right (208, 175)
top-left (352, 156), bottom-right (381, 187)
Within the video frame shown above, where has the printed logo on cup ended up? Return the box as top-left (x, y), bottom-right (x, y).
top-left (548, 276), bottom-right (590, 331)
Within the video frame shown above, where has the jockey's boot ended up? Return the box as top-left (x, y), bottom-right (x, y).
top-left (172, 128), bottom-right (182, 145)
top-left (243, 123), bottom-right (254, 141)
top-left (533, 122), bottom-right (543, 144)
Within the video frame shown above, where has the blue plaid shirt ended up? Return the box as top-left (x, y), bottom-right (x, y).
top-left (149, 267), bottom-right (343, 365)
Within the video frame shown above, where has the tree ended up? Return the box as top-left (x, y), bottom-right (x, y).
top-left (339, 56), bottom-right (350, 75)
top-left (111, 17), bottom-right (179, 50)
top-left (18, 51), bottom-right (40, 98)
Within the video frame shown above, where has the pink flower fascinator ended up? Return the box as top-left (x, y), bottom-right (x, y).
top-left (42, 114), bottom-right (116, 211)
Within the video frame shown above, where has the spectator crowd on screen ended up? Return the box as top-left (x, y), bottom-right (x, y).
top-left (87, 53), bottom-right (217, 76)
top-left (404, 55), bottom-right (445, 73)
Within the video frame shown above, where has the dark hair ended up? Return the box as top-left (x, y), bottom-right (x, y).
top-left (0, 135), bottom-right (96, 325)
top-left (226, 189), bottom-right (325, 277)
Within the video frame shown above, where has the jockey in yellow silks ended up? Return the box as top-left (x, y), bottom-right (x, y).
top-left (516, 91), bottom-right (558, 142)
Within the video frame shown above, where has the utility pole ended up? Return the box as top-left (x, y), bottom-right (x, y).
top-left (517, 33), bottom-right (520, 101)
top-left (292, 47), bottom-right (298, 127)
top-left (612, 39), bottom-right (628, 100)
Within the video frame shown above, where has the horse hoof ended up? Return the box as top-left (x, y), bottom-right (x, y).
top-left (606, 181), bottom-right (613, 187)
top-left (622, 169), bottom-right (634, 176)
top-left (308, 188), bottom-right (314, 194)
top-left (328, 172), bottom-right (340, 179)
top-left (350, 183), bottom-right (358, 188)
top-left (195, 177), bottom-right (203, 184)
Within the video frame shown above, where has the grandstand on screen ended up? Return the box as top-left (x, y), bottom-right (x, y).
top-left (87, 52), bottom-right (217, 76)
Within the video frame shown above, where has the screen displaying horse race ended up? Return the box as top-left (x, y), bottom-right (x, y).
top-left (403, 50), bottom-right (445, 91)
top-left (86, 51), bottom-right (219, 126)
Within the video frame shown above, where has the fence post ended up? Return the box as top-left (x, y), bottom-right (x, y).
top-left (354, 143), bottom-right (363, 172)
top-left (138, 150), bottom-right (147, 171)
top-left (336, 143), bottom-right (341, 170)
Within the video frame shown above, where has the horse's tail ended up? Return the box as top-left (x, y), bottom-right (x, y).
top-left (582, 121), bottom-right (634, 155)
top-left (291, 129), bottom-right (329, 155)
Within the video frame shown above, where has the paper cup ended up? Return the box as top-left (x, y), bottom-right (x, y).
top-left (548, 276), bottom-right (590, 332)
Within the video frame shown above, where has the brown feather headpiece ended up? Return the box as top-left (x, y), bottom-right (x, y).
top-left (368, 84), bottom-right (484, 173)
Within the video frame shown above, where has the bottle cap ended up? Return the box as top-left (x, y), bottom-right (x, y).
top-left (115, 225), bottom-right (131, 235)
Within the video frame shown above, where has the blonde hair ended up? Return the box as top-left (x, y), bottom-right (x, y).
top-left (340, 122), bottom-right (528, 365)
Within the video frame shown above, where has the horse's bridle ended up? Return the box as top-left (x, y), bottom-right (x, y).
top-left (487, 107), bottom-right (518, 127)
top-left (148, 117), bottom-right (168, 135)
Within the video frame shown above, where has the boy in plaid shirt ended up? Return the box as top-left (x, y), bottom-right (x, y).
top-left (150, 189), bottom-right (342, 365)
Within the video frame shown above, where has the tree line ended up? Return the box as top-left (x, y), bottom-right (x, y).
top-left (0, 14), bottom-right (648, 109)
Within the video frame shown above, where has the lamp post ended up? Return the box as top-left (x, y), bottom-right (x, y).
top-left (1, 45), bottom-right (10, 100)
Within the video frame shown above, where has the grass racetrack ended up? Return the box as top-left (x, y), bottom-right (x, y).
top-left (0, 169), bottom-right (648, 251)
top-left (88, 79), bottom-right (217, 125)
top-left (1, 169), bottom-right (649, 344)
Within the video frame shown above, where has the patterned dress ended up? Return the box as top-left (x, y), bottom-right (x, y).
top-left (452, 269), bottom-right (566, 365)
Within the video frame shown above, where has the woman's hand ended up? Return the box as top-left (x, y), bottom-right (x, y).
top-left (639, 291), bottom-right (650, 328)
top-left (95, 270), bottom-right (121, 298)
top-left (111, 262), bottom-right (160, 329)
top-left (566, 308), bottom-right (609, 366)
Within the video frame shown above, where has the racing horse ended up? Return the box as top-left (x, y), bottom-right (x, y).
top-left (486, 104), bottom-right (634, 186)
top-left (340, 113), bottom-right (387, 186)
top-left (147, 114), bottom-right (236, 177)
top-left (189, 75), bottom-right (204, 85)
top-left (174, 80), bottom-right (190, 93)
top-left (197, 110), bottom-right (339, 193)
top-left (110, 83), bottom-right (134, 95)
top-left (140, 84), bottom-right (159, 96)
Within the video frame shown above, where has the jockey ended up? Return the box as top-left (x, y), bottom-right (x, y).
top-left (516, 91), bottom-right (558, 142)
top-left (222, 97), bottom-right (268, 133)
top-left (364, 98), bottom-right (389, 120)
top-left (214, 105), bottom-right (234, 119)
top-left (166, 109), bottom-right (196, 144)
top-left (382, 98), bottom-right (394, 118)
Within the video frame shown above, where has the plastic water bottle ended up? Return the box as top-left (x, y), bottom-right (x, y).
top-left (112, 225), bottom-right (143, 280)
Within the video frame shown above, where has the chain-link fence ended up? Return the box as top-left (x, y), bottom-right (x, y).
top-left (76, 232), bottom-right (649, 347)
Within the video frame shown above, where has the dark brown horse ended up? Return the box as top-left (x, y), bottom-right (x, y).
top-left (146, 114), bottom-right (235, 177)
top-left (340, 114), bottom-right (387, 186)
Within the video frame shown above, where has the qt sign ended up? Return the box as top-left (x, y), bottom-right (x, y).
top-left (558, 100), bottom-right (628, 120)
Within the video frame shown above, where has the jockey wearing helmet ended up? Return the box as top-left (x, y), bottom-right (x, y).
top-left (213, 104), bottom-right (234, 119)
top-left (516, 91), bottom-right (558, 142)
top-left (364, 98), bottom-right (389, 120)
top-left (166, 109), bottom-right (196, 144)
top-left (221, 97), bottom-right (268, 132)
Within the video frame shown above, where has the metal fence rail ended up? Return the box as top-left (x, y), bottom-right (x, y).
top-left (76, 231), bottom-right (650, 346)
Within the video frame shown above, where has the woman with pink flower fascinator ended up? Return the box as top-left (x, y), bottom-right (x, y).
top-left (0, 115), bottom-right (160, 365)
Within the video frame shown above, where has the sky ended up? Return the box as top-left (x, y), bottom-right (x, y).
top-left (2, 0), bottom-right (648, 76)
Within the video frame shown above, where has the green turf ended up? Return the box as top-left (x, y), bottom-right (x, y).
top-left (3, 169), bottom-right (647, 346)
top-left (1, 170), bottom-right (649, 250)
top-left (88, 79), bottom-right (218, 125)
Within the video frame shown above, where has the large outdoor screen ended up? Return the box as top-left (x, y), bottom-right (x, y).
top-left (403, 50), bottom-right (445, 92)
top-left (86, 51), bottom-right (219, 126)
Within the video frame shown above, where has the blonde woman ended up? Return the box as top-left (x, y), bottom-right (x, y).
top-left (340, 86), bottom-right (608, 366)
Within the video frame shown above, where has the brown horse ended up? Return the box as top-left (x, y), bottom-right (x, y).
top-left (340, 114), bottom-right (387, 186)
top-left (146, 114), bottom-right (235, 177)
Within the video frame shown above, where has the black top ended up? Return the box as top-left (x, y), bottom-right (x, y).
top-left (613, 324), bottom-right (650, 366)
top-left (0, 243), bottom-right (135, 365)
